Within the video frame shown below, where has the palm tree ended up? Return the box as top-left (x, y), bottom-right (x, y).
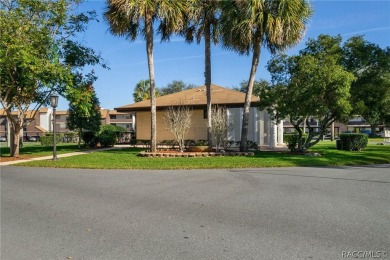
top-left (220, 0), bottom-right (312, 151)
top-left (183, 0), bottom-right (220, 148)
top-left (133, 79), bottom-right (150, 102)
top-left (104, 0), bottom-right (187, 152)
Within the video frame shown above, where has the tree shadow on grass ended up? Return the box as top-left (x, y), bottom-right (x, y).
top-left (252, 145), bottom-right (390, 167)
top-left (0, 144), bottom-right (81, 156)
top-left (103, 147), bottom-right (145, 155)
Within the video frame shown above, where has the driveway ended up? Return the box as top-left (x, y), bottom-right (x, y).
top-left (1, 165), bottom-right (389, 259)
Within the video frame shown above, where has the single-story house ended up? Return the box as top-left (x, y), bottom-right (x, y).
top-left (115, 84), bottom-right (284, 147)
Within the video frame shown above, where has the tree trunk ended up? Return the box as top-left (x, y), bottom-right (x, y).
top-left (370, 124), bottom-right (377, 138)
top-left (204, 18), bottom-right (212, 149)
top-left (240, 39), bottom-right (261, 152)
top-left (331, 121), bottom-right (335, 141)
top-left (145, 14), bottom-right (157, 152)
top-left (78, 128), bottom-right (82, 148)
top-left (10, 124), bottom-right (21, 157)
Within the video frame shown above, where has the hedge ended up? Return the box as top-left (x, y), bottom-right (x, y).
top-left (337, 133), bottom-right (368, 151)
top-left (283, 133), bottom-right (307, 151)
top-left (98, 129), bottom-right (117, 147)
top-left (82, 131), bottom-right (97, 147)
top-left (40, 134), bottom-right (61, 146)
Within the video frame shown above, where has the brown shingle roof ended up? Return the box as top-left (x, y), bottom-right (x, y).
top-left (100, 109), bottom-right (109, 119)
top-left (0, 109), bottom-right (35, 118)
top-left (56, 110), bottom-right (68, 115)
top-left (115, 84), bottom-right (260, 111)
top-left (108, 110), bottom-right (132, 115)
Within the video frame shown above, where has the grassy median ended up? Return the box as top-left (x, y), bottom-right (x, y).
top-left (11, 141), bottom-right (390, 169)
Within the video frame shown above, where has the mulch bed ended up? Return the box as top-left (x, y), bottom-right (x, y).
top-left (138, 151), bottom-right (255, 158)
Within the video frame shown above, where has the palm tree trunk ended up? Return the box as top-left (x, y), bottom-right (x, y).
top-left (240, 39), bottom-right (261, 152)
top-left (145, 14), bottom-right (157, 152)
top-left (204, 18), bottom-right (212, 149)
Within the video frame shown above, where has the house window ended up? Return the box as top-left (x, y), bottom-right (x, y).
top-left (126, 115), bottom-right (130, 119)
top-left (203, 109), bottom-right (207, 119)
top-left (126, 124), bottom-right (130, 128)
top-left (110, 115), bottom-right (116, 119)
top-left (55, 115), bottom-right (61, 120)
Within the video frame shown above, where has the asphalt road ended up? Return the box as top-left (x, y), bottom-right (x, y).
top-left (1, 165), bottom-right (389, 260)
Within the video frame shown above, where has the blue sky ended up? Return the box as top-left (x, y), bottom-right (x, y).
top-left (56, 0), bottom-right (390, 110)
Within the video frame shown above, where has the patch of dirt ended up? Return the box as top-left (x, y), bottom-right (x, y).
top-left (0, 155), bottom-right (39, 162)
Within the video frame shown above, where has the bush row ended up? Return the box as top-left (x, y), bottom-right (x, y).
top-left (40, 133), bottom-right (62, 146)
top-left (156, 139), bottom-right (259, 150)
top-left (336, 133), bottom-right (368, 151)
top-left (81, 125), bottom-right (126, 148)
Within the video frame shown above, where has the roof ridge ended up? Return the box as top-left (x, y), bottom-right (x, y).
top-left (115, 84), bottom-right (260, 111)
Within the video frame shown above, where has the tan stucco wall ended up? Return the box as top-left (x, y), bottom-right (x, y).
top-left (136, 109), bottom-right (208, 141)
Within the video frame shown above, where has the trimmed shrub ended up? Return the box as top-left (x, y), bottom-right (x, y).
top-left (338, 133), bottom-right (368, 151)
top-left (235, 140), bottom-right (259, 150)
top-left (98, 129), bottom-right (117, 147)
top-left (283, 133), bottom-right (307, 152)
top-left (40, 133), bottom-right (61, 146)
top-left (336, 139), bottom-right (342, 150)
top-left (63, 132), bottom-right (77, 143)
top-left (82, 131), bottom-right (97, 147)
top-left (184, 139), bottom-right (196, 147)
top-left (195, 139), bottom-right (208, 146)
top-left (136, 139), bottom-right (150, 147)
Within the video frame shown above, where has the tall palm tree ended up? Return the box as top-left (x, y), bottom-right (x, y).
top-left (220, 0), bottom-right (312, 151)
top-left (183, 0), bottom-right (220, 148)
top-left (104, 0), bottom-right (187, 152)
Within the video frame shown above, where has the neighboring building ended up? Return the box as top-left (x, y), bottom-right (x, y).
top-left (54, 110), bottom-right (69, 134)
top-left (0, 108), bottom-right (135, 141)
top-left (108, 110), bottom-right (135, 131)
top-left (0, 108), bottom-right (52, 140)
top-left (345, 116), bottom-right (386, 134)
top-left (283, 116), bottom-right (387, 137)
top-left (115, 84), bottom-right (285, 147)
top-left (283, 119), bottom-right (348, 137)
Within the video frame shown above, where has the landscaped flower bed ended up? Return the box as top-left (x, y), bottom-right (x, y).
top-left (138, 151), bottom-right (255, 157)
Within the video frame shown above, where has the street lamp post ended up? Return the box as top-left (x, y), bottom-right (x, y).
top-left (50, 94), bottom-right (59, 160)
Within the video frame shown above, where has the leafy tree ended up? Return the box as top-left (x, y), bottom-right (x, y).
top-left (182, 0), bottom-right (220, 148)
top-left (233, 79), bottom-right (270, 97)
top-left (104, 0), bottom-right (188, 152)
top-left (0, 0), bottom-right (105, 156)
top-left (66, 83), bottom-right (102, 148)
top-left (261, 35), bottom-right (355, 153)
top-left (220, 0), bottom-right (312, 151)
top-left (159, 80), bottom-right (195, 96)
top-left (342, 36), bottom-right (390, 135)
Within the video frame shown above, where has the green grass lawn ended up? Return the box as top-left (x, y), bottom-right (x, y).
top-left (13, 141), bottom-right (390, 169)
top-left (0, 142), bottom-right (81, 158)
